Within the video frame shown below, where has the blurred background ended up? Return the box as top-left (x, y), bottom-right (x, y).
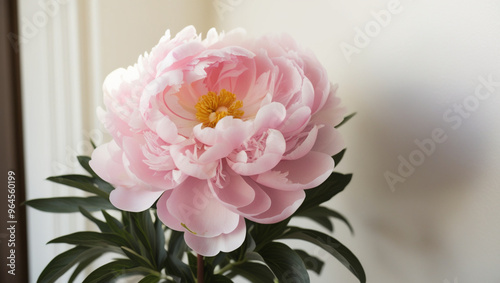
top-left (12, 0), bottom-right (500, 282)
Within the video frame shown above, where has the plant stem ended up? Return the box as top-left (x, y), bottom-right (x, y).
top-left (216, 259), bottom-right (247, 275)
top-left (197, 254), bottom-right (204, 283)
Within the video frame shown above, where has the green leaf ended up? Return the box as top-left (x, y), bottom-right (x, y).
top-left (165, 252), bottom-right (195, 283)
top-left (187, 252), bottom-right (198, 276)
top-left (296, 206), bottom-right (354, 234)
top-left (208, 252), bottom-right (230, 270)
top-left (250, 219), bottom-right (290, 252)
top-left (25, 196), bottom-right (115, 213)
top-left (138, 274), bottom-right (161, 283)
top-left (78, 206), bottom-right (111, 233)
top-left (336, 112), bottom-right (356, 128)
top-left (300, 214), bottom-right (333, 232)
top-left (296, 173), bottom-right (352, 214)
top-left (75, 156), bottom-right (114, 195)
top-left (168, 230), bottom-right (187, 260)
top-left (121, 246), bottom-right (155, 269)
top-left (129, 211), bottom-right (158, 267)
top-left (294, 250), bottom-right (324, 275)
top-left (101, 210), bottom-right (143, 253)
top-left (281, 227), bottom-right (365, 283)
top-left (38, 246), bottom-right (87, 283)
top-left (76, 156), bottom-right (98, 178)
top-left (332, 149), bottom-right (346, 165)
top-left (81, 259), bottom-right (146, 283)
top-left (49, 231), bottom-right (129, 248)
top-left (259, 242), bottom-right (310, 283)
top-left (94, 178), bottom-right (114, 194)
top-left (154, 214), bottom-right (168, 268)
top-left (38, 246), bottom-right (106, 283)
top-left (207, 274), bottom-right (234, 283)
top-left (68, 252), bottom-right (103, 283)
top-left (226, 261), bottom-right (276, 283)
top-left (101, 210), bottom-right (124, 232)
top-left (47, 175), bottom-right (109, 198)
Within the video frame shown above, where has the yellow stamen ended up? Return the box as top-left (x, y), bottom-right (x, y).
top-left (181, 223), bottom-right (197, 235)
top-left (195, 89), bottom-right (244, 128)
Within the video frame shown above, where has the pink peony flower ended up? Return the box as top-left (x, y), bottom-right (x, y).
top-left (90, 26), bottom-right (345, 256)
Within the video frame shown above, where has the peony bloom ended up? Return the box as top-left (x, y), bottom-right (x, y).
top-left (90, 26), bottom-right (345, 256)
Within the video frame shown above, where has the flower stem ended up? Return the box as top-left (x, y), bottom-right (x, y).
top-left (197, 254), bottom-right (204, 283)
top-left (216, 259), bottom-right (247, 275)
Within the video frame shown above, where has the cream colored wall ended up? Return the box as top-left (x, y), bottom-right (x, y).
top-left (21, 0), bottom-right (500, 282)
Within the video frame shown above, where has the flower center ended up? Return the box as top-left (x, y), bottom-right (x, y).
top-left (195, 89), bottom-right (244, 128)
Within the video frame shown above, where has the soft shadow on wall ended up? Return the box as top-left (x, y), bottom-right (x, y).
top-left (220, 0), bottom-right (500, 282)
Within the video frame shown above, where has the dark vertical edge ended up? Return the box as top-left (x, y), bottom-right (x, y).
top-left (0, 0), bottom-right (30, 282)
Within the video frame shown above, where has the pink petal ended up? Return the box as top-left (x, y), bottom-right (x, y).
top-left (312, 125), bottom-right (345, 156)
top-left (246, 186), bottom-right (305, 224)
top-left (252, 102), bottom-right (287, 134)
top-left (283, 125), bottom-right (319, 160)
top-left (109, 186), bottom-right (164, 212)
top-left (156, 190), bottom-right (184, 231)
top-left (310, 84), bottom-right (346, 126)
top-left (279, 106), bottom-right (311, 137)
top-left (156, 41), bottom-right (205, 74)
top-left (236, 177), bottom-right (271, 216)
top-left (156, 116), bottom-right (180, 144)
top-left (299, 78), bottom-right (315, 110)
top-left (271, 57), bottom-right (303, 105)
top-left (228, 129), bottom-right (286, 176)
top-left (209, 166), bottom-right (256, 209)
top-left (141, 69), bottom-right (184, 114)
top-left (302, 55), bottom-right (330, 114)
top-left (170, 141), bottom-right (218, 179)
top-left (90, 141), bottom-right (134, 187)
top-left (167, 178), bottom-right (240, 237)
top-left (193, 117), bottom-right (252, 148)
top-left (122, 136), bottom-right (179, 190)
top-left (252, 151), bottom-right (334, 191)
top-left (184, 216), bottom-right (246, 256)
top-left (198, 142), bottom-right (233, 164)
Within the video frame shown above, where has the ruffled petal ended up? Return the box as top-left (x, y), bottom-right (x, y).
top-left (283, 125), bottom-right (319, 160)
top-left (209, 166), bottom-right (256, 209)
top-left (184, 216), bottom-right (246, 256)
top-left (279, 106), bottom-right (311, 137)
top-left (228, 129), bottom-right (286, 176)
top-left (166, 178), bottom-right (240, 237)
top-left (312, 125), bottom-right (345, 156)
top-left (122, 135), bottom-right (182, 190)
top-left (109, 186), bottom-right (164, 212)
top-left (156, 190), bottom-right (184, 231)
top-left (156, 116), bottom-right (180, 144)
top-left (310, 84), bottom-right (346, 126)
top-left (252, 102), bottom-right (287, 134)
top-left (236, 177), bottom-right (271, 216)
top-left (170, 141), bottom-right (218, 179)
top-left (90, 141), bottom-right (134, 187)
top-left (193, 116), bottom-right (252, 147)
top-left (252, 151), bottom-right (334, 191)
top-left (246, 186), bottom-right (305, 224)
